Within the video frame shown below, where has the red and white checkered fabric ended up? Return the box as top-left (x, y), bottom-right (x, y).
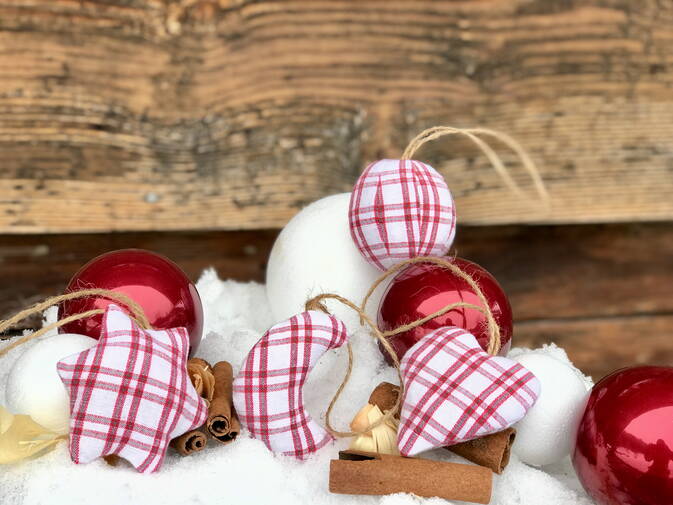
top-left (398, 326), bottom-right (540, 456)
top-left (349, 159), bottom-right (456, 271)
top-left (232, 310), bottom-right (348, 459)
top-left (57, 304), bottom-right (208, 473)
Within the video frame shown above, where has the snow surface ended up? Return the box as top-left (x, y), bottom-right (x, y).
top-left (0, 269), bottom-right (594, 505)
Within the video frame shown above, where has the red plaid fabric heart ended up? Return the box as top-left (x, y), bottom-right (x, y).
top-left (232, 311), bottom-right (348, 460)
top-left (398, 326), bottom-right (540, 457)
top-left (349, 159), bottom-right (456, 271)
top-left (57, 304), bottom-right (208, 473)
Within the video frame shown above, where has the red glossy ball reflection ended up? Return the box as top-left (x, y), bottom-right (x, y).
top-left (58, 249), bottom-right (203, 354)
top-left (573, 366), bottom-right (673, 505)
top-left (377, 257), bottom-right (513, 363)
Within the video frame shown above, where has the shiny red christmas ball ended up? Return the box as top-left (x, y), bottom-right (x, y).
top-left (573, 366), bottom-right (673, 505)
top-left (377, 257), bottom-right (513, 363)
top-left (58, 249), bottom-right (203, 353)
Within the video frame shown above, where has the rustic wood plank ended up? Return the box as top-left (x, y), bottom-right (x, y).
top-left (456, 222), bottom-right (673, 321)
top-left (515, 315), bottom-right (673, 381)
top-left (3, 222), bottom-right (670, 325)
top-left (0, 229), bottom-right (277, 328)
top-left (1, 222), bottom-right (672, 378)
top-left (1, 0), bottom-right (673, 232)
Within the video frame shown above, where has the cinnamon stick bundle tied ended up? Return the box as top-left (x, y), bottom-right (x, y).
top-left (171, 359), bottom-right (241, 454)
top-left (368, 382), bottom-right (515, 474)
top-left (188, 358), bottom-right (215, 403)
top-left (171, 429), bottom-right (208, 456)
top-left (171, 358), bottom-right (215, 456)
top-left (206, 361), bottom-right (240, 444)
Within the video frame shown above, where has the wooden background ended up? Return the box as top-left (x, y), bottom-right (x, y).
top-left (2, 0), bottom-right (673, 231)
top-left (1, 0), bottom-right (673, 380)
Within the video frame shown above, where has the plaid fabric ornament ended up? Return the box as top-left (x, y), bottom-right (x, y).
top-left (232, 310), bottom-right (348, 460)
top-left (57, 304), bottom-right (208, 473)
top-left (398, 326), bottom-right (540, 457)
top-left (349, 159), bottom-right (456, 271)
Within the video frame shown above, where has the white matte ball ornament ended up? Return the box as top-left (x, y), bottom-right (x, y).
top-left (6, 333), bottom-right (97, 434)
top-left (511, 353), bottom-right (590, 467)
top-left (349, 159), bottom-right (456, 270)
top-left (266, 193), bottom-right (382, 332)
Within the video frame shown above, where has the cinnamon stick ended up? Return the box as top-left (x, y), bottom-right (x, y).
top-left (206, 361), bottom-right (240, 443)
top-left (448, 428), bottom-right (516, 474)
top-left (171, 357), bottom-right (215, 456)
top-left (368, 381), bottom-right (514, 473)
top-left (188, 358), bottom-right (215, 403)
top-left (330, 450), bottom-right (492, 504)
top-left (368, 382), bottom-right (400, 417)
top-left (103, 455), bottom-right (120, 467)
top-left (170, 429), bottom-right (209, 456)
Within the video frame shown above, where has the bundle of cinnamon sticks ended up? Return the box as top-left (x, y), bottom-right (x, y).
top-left (366, 382), bottom-right (515, 473)
top-left (329, 382), bottom-right (517, 504)
top-left (170, 358), bottom-right (241, 456)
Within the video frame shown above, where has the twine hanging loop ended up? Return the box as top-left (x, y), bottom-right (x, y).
top-left (0, 289), bottom-right (151, 359)
top-left (308, 255), bottom-right (502, 439)
top-left (402, 126), bottom-right (550, 210)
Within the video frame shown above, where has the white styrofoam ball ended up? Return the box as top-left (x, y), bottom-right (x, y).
top-left (512, 353), bottom-right (590, 467)
top-left (6, 333), bottom-right (97, 434)
top-left (267, 193), bottom-right (384, 333)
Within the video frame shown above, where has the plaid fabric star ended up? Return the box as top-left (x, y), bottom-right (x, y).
top-left (349, 159), bottom-right (456, 271)
top-left (57, 304), bottom-right (208, 473)
top-left (398, 326), bottom-right (540, 457)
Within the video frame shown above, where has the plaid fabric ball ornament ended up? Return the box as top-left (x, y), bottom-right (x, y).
top-left (398, 326), bottom-right (540, 457)
top-left (232, 310), bottom-right (348, 459)
top-left (57, 304), bottom-right (208, 473)
top-left (349, 159), bottom-right (456, 271)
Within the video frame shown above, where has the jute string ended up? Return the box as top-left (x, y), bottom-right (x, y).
top-left (305, 293), bottom-right (403, 438)
top-left (363, 256), bottom-right (501, 356)
top-left (0, 289), bottom-right (152, 358)
top-left (402, 126), bottom-right (550, 209)
top-left (307, 256), bottom-right (500, 439)
top-left (307, 126), bottom-right (543, 439)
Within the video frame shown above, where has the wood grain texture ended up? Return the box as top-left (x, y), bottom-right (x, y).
top-left (0, 229), bottom-right (277, 329)
top-left (1, 222), bottom-right (672, 379)
top-left (1, 0), bottom-right (673, 233)
top-left (516, 315), bottom-right (673, 382)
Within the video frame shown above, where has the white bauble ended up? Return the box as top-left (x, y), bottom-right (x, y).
top-left (6, 333), bottom-right (97, 434)
top-left (512, 353), bottom-right (590, 466)
top-left (267, 193), bottom-right (383, 333)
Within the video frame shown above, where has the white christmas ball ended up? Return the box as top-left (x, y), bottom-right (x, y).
top-left (267, 193), bottom-right (383, 333)
top-left (6, 333), bottom-right (97, 434)
top-left (512, 353), bottom-right (590, 466)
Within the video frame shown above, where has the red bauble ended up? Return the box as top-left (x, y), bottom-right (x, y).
top-left (573, 366), bottom-right (673, 505)
top-left (377, 257), bottom-right (512, 363)
top-left (58, 249), bottom-right (203, 354)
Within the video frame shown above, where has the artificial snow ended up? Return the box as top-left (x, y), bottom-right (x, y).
top-left (0, 269), bottom-right (594, 505)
